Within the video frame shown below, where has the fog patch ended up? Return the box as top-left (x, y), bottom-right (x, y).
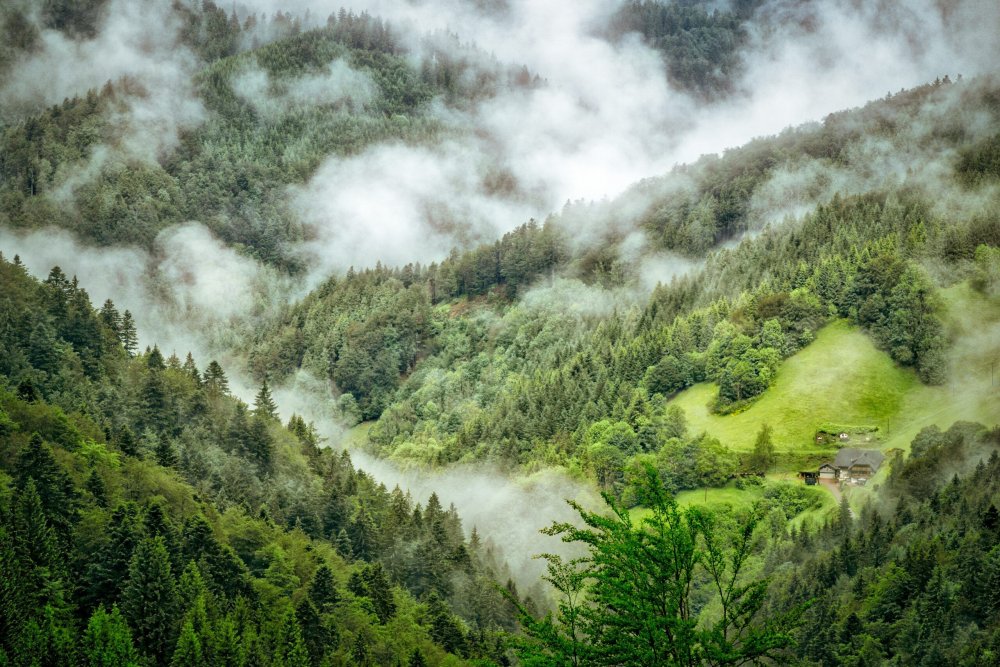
top-left (1, 0), bottom-right (205, 165)
top-left (348, 450), bottom-right (601, 580)
top-left (231, 60), bottom-right (376, 119)
top-left (0, 224), bottom-right (288, 403)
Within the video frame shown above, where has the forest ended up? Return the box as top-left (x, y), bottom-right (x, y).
top-left (1, 0), bottom-right (999, 665)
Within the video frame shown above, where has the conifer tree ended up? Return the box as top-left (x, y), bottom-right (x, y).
top-left (170, 620), bottom-right (202, 667)
top-left (83, 606), bottom-right (141, 667)
top-left (147, 345), bottom-right (166, 370)
top-left (13, 479), bottom-right (62, 595)
top-left (253, 377), bottom-right (279, 420)
top-left (308, 564), bottom-right (340, 613)
top-left (295, 597), bottom-right (329, 664)
top-left (99, 299), bottom-right (121, 336)
top-left (363, 562), bottom-right (396, 623)
top-left (14, 434), bottom-right (78, 540)
top-left (273, 609), bottom-right (310, 667)
top-left (85, 467), bottom-right (107, 507)
top-left (121, 536), bottom-right (178, 665)
top-left (203, 360), bottom-right (229, 394)
top-left (120, 310), bottom-right (138, 357)
top-left (182, 352), bottom-right (200, 384)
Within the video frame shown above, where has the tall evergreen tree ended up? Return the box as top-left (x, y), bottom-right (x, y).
top-left (83, 606), bottom-right (141, 667)
top-left (121, 536), bottom-right (178, 665)
top-left (119, 310), bottom-right (138, 357)
top-left (253, 377), bottom-right (279, 420)
top-left (203, 360), bottom-right (230, 395)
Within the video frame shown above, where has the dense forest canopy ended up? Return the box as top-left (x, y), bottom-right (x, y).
top-left (0, 0), bottom-right (999, 665)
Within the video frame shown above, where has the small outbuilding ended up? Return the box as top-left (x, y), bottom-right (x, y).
top-left (818, 463), bottom-right (838, 480)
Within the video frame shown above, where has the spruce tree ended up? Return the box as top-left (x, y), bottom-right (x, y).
top-left (253, 377), bottom-right (279, 420)
top-left (120, 310), bottom-right (138, 357)
top-left (295, 597), bottom-right (328, 665)
top-left (147, 345), bottom-right (166, 370)
top-left (14, 434), bottom-right (78, 541)
top-left (99, 299), bottom-right (121, 336)
top-left (85, 467), bottom-right (107, 507)
top-left (83, 606), bottom-right (141, 667)
top-left (308, 564), bottom-right (340, 613)
top-left (363, 562), bottom-right (396, 624)
top-left (121, 536), bottom-right (179, 665)
top-left (170, 620), bottom-right (202, 667)
top-left (182, 352), bottom-right (200, 384)
top-left (203, 361), bottom-right (230, 395)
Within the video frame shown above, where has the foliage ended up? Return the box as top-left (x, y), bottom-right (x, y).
top-left (0, 257), bottom-right (516, 665)
top-left (512, 464), bottom-right (800, 665)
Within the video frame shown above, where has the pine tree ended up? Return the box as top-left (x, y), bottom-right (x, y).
top-left (84, 503), bottom-right (142, 608)
top-left (213, 615), bottom-right (241, 666)
top-left (203, 361), bottom-right (229, 395)
top-left (13, 479), bottom-right (62, 597)
top-left (27, 322), bottom-right (60, 376)
top-left (309, 564), bottom-right (340, 613)
top-left (247, 416), bottom-right (273, 472)
top-left (253, 377), bottom-right (279, 420)
top-left (363, 562), bottom-right (396, 624)
top-left (273, 609), bottom-right (310, 667)
top-left (0, 525), bottom-right (29, 656)
top-left (99, 299), bottom-right (121, 336)
top-left (14, 434), bottom-right (78, 541)
top-left (182, 352), bottom-right (200, 384)
top-left (120, 310), bottom-right (138, 356)
top-left (170, 620), bottom-right (202, 667)
top-left (350, 506), bottom-right (379, 561)
top-left (141, 371), bottom-right (170, 435)
top-left (83, 606), bottom-right (141, 667)
top-left (295, 597), bottom-right (329, 665)
top-left (155, 438), bottom-right (179, 468)
top-left (85, 467), bottom-right (107, 507)
top-left (336, 529), bottom-right (354, 561)
top-left (121, 536), bottom-right (179, 665)
top-left (426, 591), bottom-right (465, 655)
top-left (147, 345), bottom-right (166, 370)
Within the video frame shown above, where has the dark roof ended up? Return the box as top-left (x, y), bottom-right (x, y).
top-left (833, 448), bottom-right (885, 471)
top-left (818, 463), bottom-right (837, 470)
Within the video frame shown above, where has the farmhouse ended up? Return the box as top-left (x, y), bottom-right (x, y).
top-left (832, 448), bottom-right (885, 483)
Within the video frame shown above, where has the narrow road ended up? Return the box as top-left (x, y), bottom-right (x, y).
top-left (818, 478), bottom-right (842, 502)
top-left (818, 478), bottom-right (855, 517)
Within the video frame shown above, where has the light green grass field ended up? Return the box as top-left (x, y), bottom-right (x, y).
top-left (668, 282), bottom-right (1000, 466)
top-left (630, 478), bottom-right (838, 527)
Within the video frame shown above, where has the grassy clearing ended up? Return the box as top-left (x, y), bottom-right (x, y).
top-left (630, 478), bottom-right (837, 527)
top-left (671, 319), bottom-right (914, 458)
top-left (670, 282), bottom-right (1000, 465)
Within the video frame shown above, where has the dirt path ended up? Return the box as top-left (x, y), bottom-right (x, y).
top-left (818, 478), bottom-right (842, 502)
top-left (818, 478), bottom-right (856, 517)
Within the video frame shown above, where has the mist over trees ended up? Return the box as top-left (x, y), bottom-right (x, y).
top-left (0, 0), bottom-right (999, 665)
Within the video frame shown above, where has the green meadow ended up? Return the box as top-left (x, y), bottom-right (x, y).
top-left (669, 282), bottom-right (999, 468)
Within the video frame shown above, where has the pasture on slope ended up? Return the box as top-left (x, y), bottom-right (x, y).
top-left (669, 281), bottom-right (1000, 466)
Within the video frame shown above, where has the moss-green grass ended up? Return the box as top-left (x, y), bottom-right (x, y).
top-left (669, 282), bottom-right (1000, 466)
top-left (630, 478), bottom-right (838, 527)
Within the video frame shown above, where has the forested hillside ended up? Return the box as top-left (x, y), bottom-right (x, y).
top-left (0, 256), bottom-right (526, 665)
top-left (1, 0), bottom-right (999, 665)
top-left (250, 76), bottom-right (1000, 498)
